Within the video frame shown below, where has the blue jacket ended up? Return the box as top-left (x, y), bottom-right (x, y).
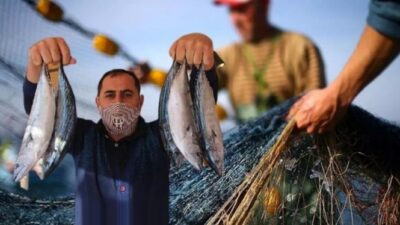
top-left (24, 79), bottom-right (169, 225)
top-left (23, 67), bottom-right (219, 225)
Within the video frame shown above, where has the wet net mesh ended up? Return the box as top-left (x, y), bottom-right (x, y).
top-left (1, 99), bottom-right (400, 225)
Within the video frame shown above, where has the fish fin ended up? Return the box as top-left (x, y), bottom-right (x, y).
top-left (33, 159), bottom-right (45, 180)
top-left (19, 175), bottom-right (29, 190)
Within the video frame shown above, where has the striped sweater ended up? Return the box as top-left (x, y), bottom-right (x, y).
top-left (217, 28), bottom-right (326, 121)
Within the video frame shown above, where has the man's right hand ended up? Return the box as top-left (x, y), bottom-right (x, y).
top-left (287, 87), bottom-right (349, 134)
top-left (27, 37), bottom-right (76, 83)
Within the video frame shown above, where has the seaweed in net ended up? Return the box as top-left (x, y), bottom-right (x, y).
top-left (207, 106), bottom-right (400, 225)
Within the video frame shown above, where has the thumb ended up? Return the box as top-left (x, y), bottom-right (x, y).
top-left (69, 57), bottom-right (77, 64)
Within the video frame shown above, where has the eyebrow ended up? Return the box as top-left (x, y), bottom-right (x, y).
top-left (103, 89), bottom-right (135, 95)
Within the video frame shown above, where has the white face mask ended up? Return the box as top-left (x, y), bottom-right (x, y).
top-left (98, 103), bottom-right (140, 137)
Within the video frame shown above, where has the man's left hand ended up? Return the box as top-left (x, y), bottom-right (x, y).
top-left (169, 33), bottom-right (214, 70)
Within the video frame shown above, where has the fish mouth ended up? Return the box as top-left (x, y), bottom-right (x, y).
top-left (206, 156), bottom-right (223, 176)
top-left (13, 164), bottom-right (27, 182)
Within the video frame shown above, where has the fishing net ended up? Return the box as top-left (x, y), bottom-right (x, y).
top-left (206, 106), bottom-right (400, 225)
top-left (1, 99), bottom-right (399, 225)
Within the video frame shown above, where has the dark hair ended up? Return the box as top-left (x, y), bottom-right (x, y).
top-left (97, 69), bottom-right (141, 96)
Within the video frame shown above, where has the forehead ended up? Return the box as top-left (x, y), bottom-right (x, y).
top-left (229, 2), bottom-right (253, 12)
top-left (101, 73), bottom-right (138, 92)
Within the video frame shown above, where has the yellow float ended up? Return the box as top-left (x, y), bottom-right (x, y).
top-left (92, 34), bottom-right (119, 56)
top-left (148, 69), bottom-right (166, 87)
top-left (36, 0), bottom-right (63, 22)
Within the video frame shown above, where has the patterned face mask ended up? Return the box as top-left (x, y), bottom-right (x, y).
top-left (98, 103), bottom-right (140, 137)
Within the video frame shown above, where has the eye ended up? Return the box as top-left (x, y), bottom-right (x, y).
top-left (105, 93), bottom-right (115, 98)
top-left (124, 92), bottom-right (133, 97)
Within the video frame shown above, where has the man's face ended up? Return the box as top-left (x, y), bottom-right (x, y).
top-left (96, 73), bottom-right (144, 110)
top-left (228, 1), bottom-right (266, 42)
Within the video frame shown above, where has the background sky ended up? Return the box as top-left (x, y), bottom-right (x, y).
top-left (1, 0), bottom-right (399, 131)
top-left (54, 0), bottom-right (400, 126)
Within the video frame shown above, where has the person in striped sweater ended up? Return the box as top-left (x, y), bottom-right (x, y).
top-left (215, 0), bottom-right (326, 122)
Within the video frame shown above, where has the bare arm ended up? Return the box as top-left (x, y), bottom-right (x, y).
top-left (331, 25), bottom-right (400, 106)
top-left (289, 25), bottom-right (400, 133)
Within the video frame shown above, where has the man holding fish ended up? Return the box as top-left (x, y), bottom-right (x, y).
top-left (19, 33), bottom-right (219, 225)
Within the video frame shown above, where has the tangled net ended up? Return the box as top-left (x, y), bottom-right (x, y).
top-left (1, 101), bottom-right (399, 225)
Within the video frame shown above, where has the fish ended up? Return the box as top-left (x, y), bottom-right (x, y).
top-left (159, 61), bottom-right (204, 170)
top-left (40, 65), bottom-right (76, 178)
top-left (13, 66), bottom-right (57, 185)
top-left (191, 66), bottom-right (225, 176)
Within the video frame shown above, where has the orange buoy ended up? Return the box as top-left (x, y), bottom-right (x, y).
top-left (36, 0), bottom-right (63, 22)
top-left (263, 186), bottom-right (282, 215)
top-left (215, 104), bottom-right (227, 121)
top-left (148, 69), bottom-right (166, 87)
top-left (92, 34), bottom-right (119, 56)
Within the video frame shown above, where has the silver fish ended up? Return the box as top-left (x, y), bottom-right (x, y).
top-left (13, 67), bottom-right (57, 183)
top-left (40, 66), bottom-right (76, 178)
top-left (159, 61), bottom-right (204, 170)
top-left (192, 66), bottom-right (225, 176)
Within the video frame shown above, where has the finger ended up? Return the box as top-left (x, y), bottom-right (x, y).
top-left (287, 99), bottom-right (303, 119)
top-left (45, 38), bottom-right (61, 63)
top-left (306, 124), bottom-right (317, 134)
top-left (317, 120), bottom-right (330, 134)
top-left (69, 57), bottom-right (77, 64)
top-left (56, 37), bottom-right (72, 65)
top-left (169, 41), bottom-right (178, 60)
top-left (186, 47), bottom-right (195, 66)
top-left (192, 44), bottom-right (203, 68)
top-left (29, 46), bottom-right (43, 66)
top-left (175, 42), bottom-right (186, 64)
top-left (294, 108), bottom-right (311, 129)
top-left (38, 41), bottom-right (53, 64)
top-left (318, 126), bottom-right (327, 134)
top-left (286, 108), bottom-right (295, 120)
top-left (202, 45), bottom-right (214, 70)
top-left (182, 39), bottom-right (194, 65)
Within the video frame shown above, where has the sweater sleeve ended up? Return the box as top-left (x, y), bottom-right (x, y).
top-left (367, 0), bottom-right (400, 40)
top-left (299, 40), bottom-right (326, 92)
top-left (288, 35), bottom-right (326, 95)
top-left (216, 46), bottom-right (232, 89)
